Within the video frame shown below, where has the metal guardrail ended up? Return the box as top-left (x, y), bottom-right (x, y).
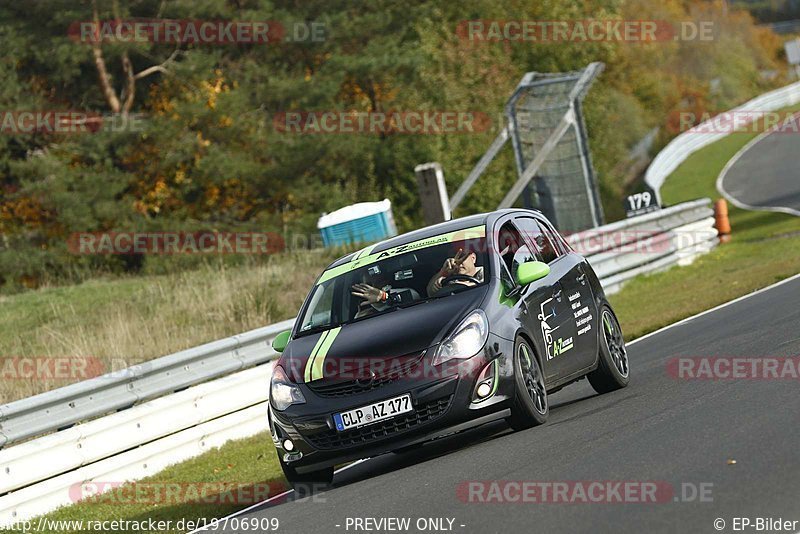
top-left (645, 81), bottom-right (800, 203)
top-left (0, 366), bottom-right (272, 524)
top-left (569, 199), bottom-right (718, 294)
top-left (598, 217), bottom-right (718, 295)
top-left (569, 199), bottom-right (717, 286)
top-left (0, 318), bottom-right (295, 449)
top-left (0, 365), bottom-right (272, 496)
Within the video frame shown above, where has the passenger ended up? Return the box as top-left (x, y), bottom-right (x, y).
top-left (351, 266), bottom-right (419, 318)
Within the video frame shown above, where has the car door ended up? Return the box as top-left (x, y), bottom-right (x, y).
top-left (535, 215), bottom-right (599, 372)
top-left (514, 215), bottom-right (589, 378)
top-left (495, 219), bottom-right (563, 382)
top-left (498, 217), bottom-right (572, 381)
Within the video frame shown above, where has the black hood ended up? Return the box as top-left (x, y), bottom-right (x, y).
top-left (281, 286), bottom-right (489, 384)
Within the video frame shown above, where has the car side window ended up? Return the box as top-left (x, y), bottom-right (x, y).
top-left (514, 216), bottom-right (558, 264)
top-left (497, 222), bottom-right (523, 275)
top-left (498, 221), bottom-right (537, 284)
top-left (537, 217), bottom-right (570, 256)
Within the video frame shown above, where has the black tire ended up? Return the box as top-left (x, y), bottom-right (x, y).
top-left (507, 337), bottom-right (548, 430)
top-left (280, 459), bottom-right (334, 495)
top-left (587, 305), bottom-right (630, 394)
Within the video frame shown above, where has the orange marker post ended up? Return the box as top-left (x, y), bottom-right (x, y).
top-left (714, 198), bottom-right (731, 243)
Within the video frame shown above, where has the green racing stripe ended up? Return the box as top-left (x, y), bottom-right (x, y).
top-left (353, 243), bottom-right (377, 260)
top-left (303, 326), bottom-right (342, 382)
top-left (316, 225), bottom-right (486, 286)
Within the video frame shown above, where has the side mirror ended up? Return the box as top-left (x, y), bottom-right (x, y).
top-left (516, 261), bottom-right (550, 286)
top-left (272, 330), bottom-right (292, 353)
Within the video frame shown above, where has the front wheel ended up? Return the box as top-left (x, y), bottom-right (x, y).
top-left (587, 305), bottom-right (629, 394)
top-left (279, 458), bottom-right (334, 495)
top-left (507, 337), bottom-right (548, 430)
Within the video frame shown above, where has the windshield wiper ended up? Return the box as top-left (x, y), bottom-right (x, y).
top-left (430, 282), bottom-right (478, 299)
top-left (397, 298), bottom-right (433, 309)
top-left (349, 304), bottom-right (400, 324)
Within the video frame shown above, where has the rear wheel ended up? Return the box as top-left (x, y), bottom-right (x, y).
top-left (279, 458), bottom-right (334, 495)
top-left (508, 337), bottom-right (548, 430)
top-left (587, 305), bottom-right (629, 394)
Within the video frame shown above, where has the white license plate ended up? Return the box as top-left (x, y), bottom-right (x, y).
top-left (333, 394), bottom-right (413, 432)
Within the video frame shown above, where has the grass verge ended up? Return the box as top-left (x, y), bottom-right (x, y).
top-left (0, 247), bottom-right (352, 402)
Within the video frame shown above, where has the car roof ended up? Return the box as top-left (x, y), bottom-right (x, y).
top-left (325, 208), bottom-right (539, 269)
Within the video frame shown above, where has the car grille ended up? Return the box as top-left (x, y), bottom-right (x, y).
top-left (304, 395), bottom-right (453, 450)
top-left (307, 352), bottom-right (426, 398)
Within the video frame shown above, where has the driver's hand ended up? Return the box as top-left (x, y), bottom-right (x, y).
top-left (432, 277), bottom-right (443, 292)
top-left (440, 248), bottom-right (468, 277)
top-left (351, 283), bottom-right (384, 304)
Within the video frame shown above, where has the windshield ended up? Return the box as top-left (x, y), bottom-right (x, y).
top-left (297, 232), bottom-right (489, 334)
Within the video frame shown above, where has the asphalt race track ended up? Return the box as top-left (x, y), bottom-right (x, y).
top-left (718, 125), bottom-right (800, 216)
top-left (207, 275), bottom-right (800, 534)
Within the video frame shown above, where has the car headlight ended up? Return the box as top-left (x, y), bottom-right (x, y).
top-left (432, 310), bottom-right (489, 366)
top-left (270, 364), bottom-right (306, 411)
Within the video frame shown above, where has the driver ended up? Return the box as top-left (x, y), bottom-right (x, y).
top-left (427, 248), bottom-right (484, 296)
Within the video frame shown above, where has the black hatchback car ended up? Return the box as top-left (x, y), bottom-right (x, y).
top-left (268, 209), bottom-right (629, 487)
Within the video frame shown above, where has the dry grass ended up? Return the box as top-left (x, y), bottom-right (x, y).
top-left (0, 248), bottom-right (352, 403)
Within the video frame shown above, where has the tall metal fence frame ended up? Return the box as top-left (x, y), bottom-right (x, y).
top-left (504, 63), bottom-right (605, 231)
top-left (450, 62), bottom-right (606, 234)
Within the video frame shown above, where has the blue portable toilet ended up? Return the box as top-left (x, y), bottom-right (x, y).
top-left (317, 199), bottom-right (398, 247)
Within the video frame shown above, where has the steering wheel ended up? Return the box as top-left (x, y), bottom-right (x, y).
top-left (441, 274), bottom-right (481, 286)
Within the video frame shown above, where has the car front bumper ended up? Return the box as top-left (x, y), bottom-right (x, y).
top-left (269, 333), bottom-right (515, 472)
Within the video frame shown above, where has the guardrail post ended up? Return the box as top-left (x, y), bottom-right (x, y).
top-left (414, 162), bottom-right (451, 225)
